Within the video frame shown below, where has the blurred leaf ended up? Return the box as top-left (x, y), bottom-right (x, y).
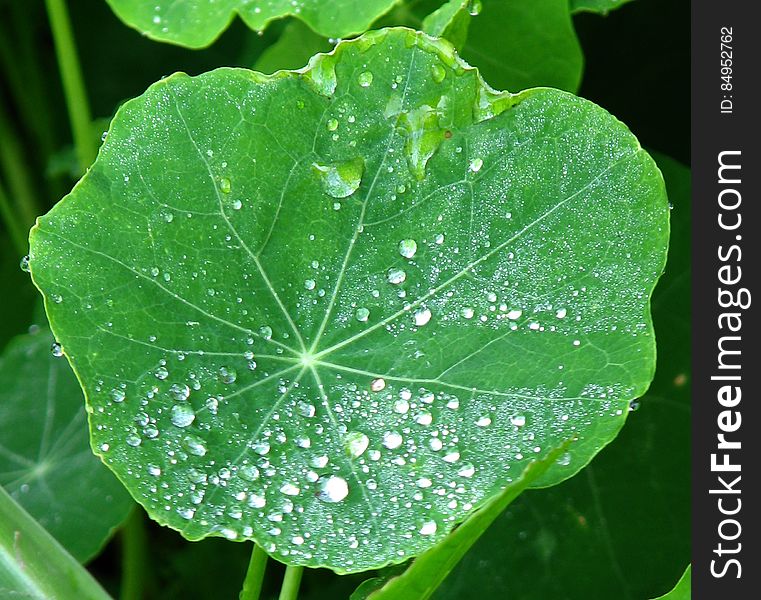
top-left (0, 328), bottom-right (134, 562)
top-left (351, 444), bottom-right (569, 600)
top-left (417, 0), bottom-right (583, 92)
top-left (570, 0), bottom-right (635, 15)
top-left (0, 236), bottom-right (37, 350)
top-left (105, 0), bottom-right (402, 48)
top-left (29, 27), bottom-right (667, 573)
top-left (430, 154), bottom-right (690, 600)
top-left (254, 19), bottom-right (332, 74)
top-left (0, 485), bottom-right (112, 600)
top-left (652, 565), bottom-right (690, 600)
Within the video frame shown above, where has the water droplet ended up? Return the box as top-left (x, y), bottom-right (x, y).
top-left (219, 178), bottom-right (232, 194)
top-left (218, 366), bottom-right (237, 384)
top-left (51, 294), bottom-right (63, 304)
top-left (382, 431), bottom-right (403, 449)
top-left (111, 388), bottom-right (126, 403)
top-left (280, 483), bottom-right (300, 496)
top-left (355, 307), bottom-right (370, 322)
top-left (419, 521), bottom-right (438, 535)
top-left (387, 268), bottom-right (406, 285)
top-left (169, 383), bottom-right (190, 401)
top-left (312, 158), bottom-right (364, 199)
top-left (155, 366), bottom-right (169, 380)
top-left (253, 441), bottom-right (270, 455)
top-left (358, 71), bottom-right (374, 87)
top-left (317, 475), bottom-right (349, 502)
top-left (467, 0), bottom-right (483, 16)
top-left (431, 63), bottom-right (446, 83)
top-left (469, 158), bottom-right (483, 173)
top-left (126, 433), bottom-right (142, 447)
top-left (259, 326), bottom-right (273, 340)
top-left (476, 416), bottom-right (492, 427)
top-left (458, 463), bottom-right (475, 477)
top-left (239, 464), bottom-right (260, 481)
top-left (555, 308), bottom-right (567, 319)
top-left (629, 399), bottom-right (641, 412)
top-left (443, 451), bottom-right (460, 463)
top-left (327, 118), bottom-right (339, 131)
top-left (147, 464), bottom-right (161, 476)
top-left (398, 239), bottom-right (417, 259)
top-left (19, 255), bottom-right (30, 273)
top-left (415, 411), bottom-right (433, 426)
top-left (304, 279), bottom-right (316, 291)
top-left (171, 404), bottom-right (195, 428)
top-left (50, 342), bottom-right (63, 357)
top-left (393, 398), bottom-right (410, 414)
top-left (231, 199), bottom-right (242, 210)
top-left (310, 455), bottom-right (329, 468)
top-left (510, 415), bottom-right (526, 427)
top-left (182, 434), bottom-right (207, 456)
top-left (297, 402), bottom-right (316, 418)
top-left (371, 378), bottom-right (386, 392)
top-left (507, 309), bottom-right (522, 320)
top-left (573, 339), bottom-right (581, 346)
top-left (461, 307), bottom-right (475, 319)
top-left (345, 432), bottom-right (369, 458)
top-left (413, 308), bottom-right (432, 327)
top-left (429, 438), bottom-right (443, 451)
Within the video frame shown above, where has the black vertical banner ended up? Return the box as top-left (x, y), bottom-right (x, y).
top-left (692, 2), bottom-right (759, 598)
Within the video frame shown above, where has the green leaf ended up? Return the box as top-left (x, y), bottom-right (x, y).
top-left (104, 0), bottom-right (402, 48)
top-left (351, 443), bottom-right (569, 600)
top-left (0, 328), bottom-right (134, 562)
top-left (430, 154), bottom-right (689, 599)
top-left (421, 1), bottom-right (471, 51)
top-left (652, 565), bottom-right (690, 600)
top-left (0, 485), bottom-right (112, 600)
top-left (570, 0), bottom-right (635, 15)
top-left (29, 28), bottom-right (668, 573)
top-left (254, 19), bottom-right (332, 75)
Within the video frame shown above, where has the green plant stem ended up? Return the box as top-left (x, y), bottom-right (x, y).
top-left (0, 102), bottom-right (40, 230)
top-left (240, 543), bottom-right (269, 600)
top-left (0, 179), bottom-right (27, 256)
top-left (44, 0), bottom-right (96, 174)
top-left (278, 566), bottom-right (304, 600)
top-left (120, 508), bottom-right (147, 600)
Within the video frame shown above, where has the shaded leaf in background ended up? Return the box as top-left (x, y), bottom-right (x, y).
top-left (29, 29), bottom-right (667, 573)
top-left (431, 153), bottom-right (690, 600)
top-left (570, 0), bottom-right (635, 15)
top-left (420, 0), bottom-right (470, 51)
top-left (652, 565), bottom-right (690, 600)
top-left (413, 0), bottom-right (583, 92)
top-left (0, 237), bottom-right (36, 350)
top-left (352, 444), bottom-right (569, 600)
top-left (254, 19), bottom-right (332, 74)
top-left (0, 485), bottom-right (112, 600)
top-left (0, 328), bottom-right (134, 562)
top-left (105, 0), bottom-right (402, 48)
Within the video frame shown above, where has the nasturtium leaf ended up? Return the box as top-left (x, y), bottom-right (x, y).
top-left (105, 0), bottom-right (402, 48)
top-left (430, 154), bottom-right (689, 600)
top-left (418, 0), bottom-right (583, 93)
top-left (570, 0), bottom-right (634, 15)
top-left (0, 482), bottom-right (112, 600)
top-left (29, 28), bottom-right (668, 572)
top-left (0, 328), bottom-right (134, 562)
top-left (652, 565), bottom-right (690, 600)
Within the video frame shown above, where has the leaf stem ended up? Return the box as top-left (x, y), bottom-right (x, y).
top-left (44, 0), bottom-right (97, 173)
top-left (0, 179), bottom-right (27, 256)
top-left (120, 508), bottom-right (147, 600)
top-left (0, 101), bottom-right (40, 231)
top-left (278, 565), bottom-right (304, 600)
top-left (239, 543), bottom-right (269, 600)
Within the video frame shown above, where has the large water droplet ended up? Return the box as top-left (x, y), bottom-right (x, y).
top-left (182, 434), bottom-right (207, 456)
top-left (382, 431), bottom-right (403, 449)
top-left (218, 366), bottom-right (237, 384)
top-left (219, 178), bottom-right (232, 194)
top-left (431, 63), bottom-right (446, 84)
top-left (169, 383), bottom-right (190, 401)
top-left (355, 307), bottom-right (370, 322)
top-left (280, 483), bottom-right (300, 496)
top-left (358, 71), bottom-right (374, 87)
top-left (387, 268), bottom-right (406, 285)
top-left (111, 388), bottom-right (125, 403)
top-left (317, 475), bottom-right (349, 502)
top-left (312, 158), bottom-right (364, 199)
top-left (239, 464), bottom-right (260, 481)
top-left (413, 308), bottom-right (432, 327)
top-left (371, 378), bottom-right (386, 392)
top-left (419, 521), bottom-right (438, 535)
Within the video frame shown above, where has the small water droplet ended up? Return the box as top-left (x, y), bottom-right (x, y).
top-left (555, 308), bottom-right (567, 319)
top-left (239, 464), bottom-right (260, 481)
top-left (510, 415), bottom-right (526, 427)
top-left (507, 309), bottom-right (522, 320)
top-left (443, 451), bottom-right (460, 463)
top-left (182, 434), bottom-right (207, 456)
top-left (398, 239), bottom-right (417, 259)
top-left (419, 521), bottom-right (438, 535)
top-left (469, 158), bottom-right (483, 173)
top-left (461, 307), bottom-right (475, 319)
top-left (19, 255), bottom-right (30, 273)
top-left (355, 307), bottom-right (370, 322)
top-left (218, 366), bottom-right (237, 384)
top-left (382, 431), bottom-right (403, 449)
top-left (431, 63), bottom-right (446, 83)
top-left (111, 388), bottom-right (125, 403)
top-left (259, 326), bottom-right (273, 340)
top-left (312, 158), bottom-right (364, 199)
top-left (50, 342), bottom-right (63, 357)
top-left (304, 279), bottom-right (316, 290)
top-left (219, 178), bottom-right (231, 193)
top-left (413, 308), bottom-right (432, 327)
top-left (358, 71), bottom-right (374, 87)
top-left (458, 463), bottom-right (475, 477)
top-left (169, 383), bottom-right (190, 401)
top-left (476, 416), bottom-right (492, 427)
top-left (171, 404), bottom-right (195, 428)
top-left (327, 118), bottom-right (339, 131)
top-left (317, 475), bottom-right (349, 502)
top-left (345, 432), bottom-right (369, 458)
top-left (370, 378), bottom-right (386, 392)
top-left (467, 0), bottom-right (483, 16)
top-left (387, 268), bottom-right (406, 285)
top-left (629, 399), bottom-right (641, 412)
top-left (280, 483), bottom-right (300, 496)
top-left (155, 366), bottom-right (169, 380)
top-left (126, 433), bottom-right (142, 447)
